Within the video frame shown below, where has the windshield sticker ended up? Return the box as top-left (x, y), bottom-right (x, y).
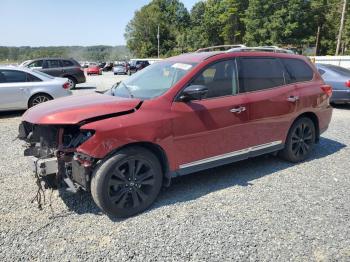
top-left (171, 63), bottom-right (193, 70)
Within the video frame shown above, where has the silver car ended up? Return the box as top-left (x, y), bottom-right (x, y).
top-left (316, 63), bottom-right (350, 104)
top-left (0, 67), bottom-right (72, 111)
top-left (113, 63), bottom-right (127, 75)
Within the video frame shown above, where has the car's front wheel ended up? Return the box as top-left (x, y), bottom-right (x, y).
top-left (279, 117), bottom-right (316, 162)
top-left (91, 146), bottom-right (163, 217)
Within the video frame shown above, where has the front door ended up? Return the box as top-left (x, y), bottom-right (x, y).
top-left (171, 59), bottom-right (251, 172)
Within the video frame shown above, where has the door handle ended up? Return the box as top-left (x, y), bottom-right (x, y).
top-left (230, 106), bottom-right (246, 113)
top-left (19, 88), bottom-right (24, 91)
top-left (287, 96), bottom-right (299, 102)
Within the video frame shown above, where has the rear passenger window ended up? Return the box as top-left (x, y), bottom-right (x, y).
top-left (47, 60), bottom-right (61, 68)
top-left (238, 58), bottom-right (285, 92)
top-left (281, 58), bottom-right (313, 83)
top-left (191, 59), bottom-right (238, 98)
top-left (62, 60), bottom-right (74, 67)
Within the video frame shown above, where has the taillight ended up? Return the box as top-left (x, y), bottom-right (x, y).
top-left (321, 85), bottom-right (332, 97)
top-left (63, 82), bottom-right (70, 89)
top-left (345, 80), bottom-right (350, 88)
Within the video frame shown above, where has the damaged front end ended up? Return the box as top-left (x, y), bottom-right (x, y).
top-left (19, 121), bottom-right (96, 193)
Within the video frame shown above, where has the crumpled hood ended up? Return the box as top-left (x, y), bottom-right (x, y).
top-left (22, 93), bottom-right (142, 125)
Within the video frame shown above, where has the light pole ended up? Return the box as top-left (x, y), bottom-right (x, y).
top-left (157, 25), bottom-right (160, 58)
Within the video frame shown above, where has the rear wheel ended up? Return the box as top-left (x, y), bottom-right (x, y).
top-left (67, 76), bottom-right (77, 89)
top-left (91, 147), bottom-right (163, 217)
top-left (28, 93), bottom-right (52, 108)
top-left (279, 117), bottom-right (316, 162)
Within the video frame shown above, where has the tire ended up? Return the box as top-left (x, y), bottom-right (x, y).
top-left (66, 76), bottom-right (77, 89)
top-left (279, 117), bottom-right (316, 163)
top-left (28, 93), bottom-right (52, 108)
top-left (91, 146), bottom-right (163, 217)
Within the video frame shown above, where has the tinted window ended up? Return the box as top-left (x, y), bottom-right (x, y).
top-left (191, 59), bottom-right (237, 98)
top-left (281, 58), bottom-right (313, 83)
top-left (27, 73), bottom-right (42, 82)
top-left (62, 60), bottom-right (74, 67)
top-left (238, 58), bottom-right (285, 92)
top-left (47, 60), bottom-right (61, 68)
top-left (321, 64), bottom-right (350, 76)
top-left (27, 60), bottom-right (43, 68)
top-left (0, 70), bottom-right (27, 83)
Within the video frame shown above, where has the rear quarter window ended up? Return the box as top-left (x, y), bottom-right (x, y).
top-left (281, 58), bottom-right (314, 83)
top-left (62, 60), bottom-right (74, 67)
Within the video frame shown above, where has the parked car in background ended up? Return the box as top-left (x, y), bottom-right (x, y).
top-left (316, 63), bottom-right (350, 104)
top-left (87, 64), bottom-right (102, 75)
top-left (0, 67), bottom-right (71, 111)
top-left (20, 58), bottom-right (85, 89)
top-left (19, 48), bottom-right (333, 217)
top-left (98, 62), bottom-right (106, 69)
top-left (113, 62), bottom-right (128, 75)
top-left (127, 60), bottom-right (150, 75)
top-left (103, 62), bottom-right (114, 72)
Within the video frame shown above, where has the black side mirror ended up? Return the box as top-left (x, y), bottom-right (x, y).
top-left (179, 85), bottom-right (208, 102)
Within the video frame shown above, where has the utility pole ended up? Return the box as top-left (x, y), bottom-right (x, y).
top-left (336, 0), bottom-right (347, 55)
top-left (315, 26), bottom-right (321, 55)
top-left (157, 25), bottom-right (160, 58)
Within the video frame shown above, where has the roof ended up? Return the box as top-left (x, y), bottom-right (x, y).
top-left (166, 50), bottom-right (305, 64)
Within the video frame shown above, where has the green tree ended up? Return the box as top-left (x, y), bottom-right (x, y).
top-left (125, 0), bottom-right (189, 57)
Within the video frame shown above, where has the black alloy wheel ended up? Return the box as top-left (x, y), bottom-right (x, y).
top-left (279, 117), bottom-right (316, 162)
top-left (91, 147), bottom-right (162, 217)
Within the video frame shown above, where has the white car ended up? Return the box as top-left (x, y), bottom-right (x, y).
top-left (0, 67), bottom-right (72, 111)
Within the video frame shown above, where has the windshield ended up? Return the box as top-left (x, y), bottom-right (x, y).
top-left (112, 61), bottom-right (196, 99)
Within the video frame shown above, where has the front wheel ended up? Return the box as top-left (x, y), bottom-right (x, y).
top-left (91, 147), bottom-right (163, 217)
top-left (279, 117), bottom-right (316, 162)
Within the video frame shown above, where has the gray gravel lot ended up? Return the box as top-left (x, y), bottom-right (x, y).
top-left (0, 73), bottom-right (349, 261)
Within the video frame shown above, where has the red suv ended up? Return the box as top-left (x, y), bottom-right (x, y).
top-left (19, 50), bottom-right (333, 217)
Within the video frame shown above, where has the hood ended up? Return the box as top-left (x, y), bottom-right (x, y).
top-left (22, 93), bottom-right (142, 125)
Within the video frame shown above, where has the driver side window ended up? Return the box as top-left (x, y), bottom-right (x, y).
top-left (191, 59), bottom-right (238, 99)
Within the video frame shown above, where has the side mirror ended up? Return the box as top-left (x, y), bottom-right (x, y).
top-left (179, 85), bottom-right (208, 102)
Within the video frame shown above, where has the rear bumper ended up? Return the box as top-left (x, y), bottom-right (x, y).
top-left (317, 106), bottom-right (333, 135)
top-left (75, 72), bottom-right (86, 83)
top-left (331, 89), bottom-right (350, 103)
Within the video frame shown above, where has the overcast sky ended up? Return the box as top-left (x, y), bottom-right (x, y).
top-left (0, 0), bottom-right (198, 46)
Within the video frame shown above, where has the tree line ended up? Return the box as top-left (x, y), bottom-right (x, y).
top-left (125, 0), bottom-right (350, 57)
top-left (0, 46), bottom-right (130, 63)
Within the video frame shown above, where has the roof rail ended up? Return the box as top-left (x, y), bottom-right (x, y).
top-left (196, 44), bottom-right (246, 53)
top-left (226, 46), bottom-right (295, 54)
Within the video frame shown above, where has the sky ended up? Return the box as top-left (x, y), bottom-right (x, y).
top-left (0, 0), bottom-right (199, 47)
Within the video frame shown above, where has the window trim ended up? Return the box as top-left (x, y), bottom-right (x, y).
top-left (174, 58), bottom-right (240, 102)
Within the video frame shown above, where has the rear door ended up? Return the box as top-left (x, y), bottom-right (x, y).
top-left (237, 56), bottom-right (298, 146)
top-left (171, 59), bottom-right (252, 172)
top-left (0, 70), bottom-right (30, 110)
top-left (41, 59), bottom-right (63, 77)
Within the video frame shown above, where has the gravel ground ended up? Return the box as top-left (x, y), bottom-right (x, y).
top-left (0, 74), bottom-right (349, 261)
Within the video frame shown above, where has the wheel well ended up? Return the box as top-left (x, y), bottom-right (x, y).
top-left (294, 112), bottom-right (320, 143)
top-left (64, 75), bottom-right (77, 83)
top-left (109, 142), bottom-right (171, 185)
top-left (28, 92), bottom-right (53, 108)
